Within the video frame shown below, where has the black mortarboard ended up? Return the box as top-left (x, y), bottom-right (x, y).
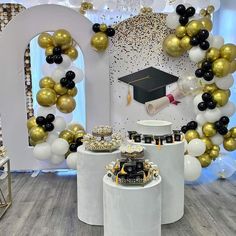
top-left (119, 67), bottom-right (179, 104)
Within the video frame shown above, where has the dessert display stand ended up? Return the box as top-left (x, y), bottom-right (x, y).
top-left (77, 145), bottom-right (121, 225)
top-left (103, 175), bottom-right (162, 236)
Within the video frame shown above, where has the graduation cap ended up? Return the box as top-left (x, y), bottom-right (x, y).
top-left (119, 67), bottom-right (179, 104)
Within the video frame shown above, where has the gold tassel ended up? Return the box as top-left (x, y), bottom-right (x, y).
top-left (127, 85), bottom-right (132, 105)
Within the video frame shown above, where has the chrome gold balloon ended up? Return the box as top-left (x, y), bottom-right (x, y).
top-left (45, 46), bottom-right (54, 56)
top-left (198, 153), bottom-right (212, 167)
top-left (208, 149), bottom-right (219, 159)
top-left (54, 83), bottom-right (68, 95)
top-left (206, 47), bottom-right (220, 62)
top-left (74, 130), bottom-right (86, 140)
top-left (100, 23), bottom-right (108, 32)
top-left (56, 95), bottom-right (76, 113)
top-left (67, 87), bottom-right (78, 97)
top-left (230, 127), bottom-right (236, 138)
top-left (65, 46), bottom-right (79, 60)
top-left (186, 20), bottom-right (203, 37)
top-left (223, 138), bottom-right (236, 151)
top-left (212, 58), bottom-right (231, 77)
top-left (53, 29), bottom-right (72, 50)
top-left (68, 123), bottom-right (85, 134)
top-left (202, 123), bottom-right (217, 137)
top-left (91, 32), bottom-right (109, 52)
top-left (199, 17), bottom-right (213, 31)
top-left (229, 60), bottom-right (236, 73)
top-left (212, 89), bottom-right (229, 106)
top-left (200, 137), bottom-right (213, 151)
top-left (175, 26), bottom-right (186, 38)
top-left (59, 130), bottom-right (74, 144)
top-left (36, 88), bottom-right (57, 107)
top-left (27, 117), bottom-right (37, 130)
top-left (220, 43), bottom-right (236, 62)
top-left (163, 34), bottom-right (185, 57)
top-left (29, 126), bottom-right (48, 142)
top-left (203, 83), bottom-right (218, 94)
top-left (212, 145), bottom-right (220, 152)
top-left (38, 32), bottom-right (53, 48)
top-left (180, 36), bottom-right (192, 50)
top-left (185, 130), bottom-right (200, 142)
top-left (39, 77), bottom-right (55, 89)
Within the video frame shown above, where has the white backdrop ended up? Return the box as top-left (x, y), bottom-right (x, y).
top-left (0, 4), bottom-right (110, 170)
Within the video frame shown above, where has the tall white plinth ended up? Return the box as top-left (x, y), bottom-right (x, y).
top-left (77, 145), bottom-right (121, 225)
top-left (103, 175), bottom-right (162, 236)
top-left (130, 140), bottom-right (184, 224)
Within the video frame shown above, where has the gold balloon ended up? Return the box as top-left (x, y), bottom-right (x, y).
top-left (39, 77), bottom-right (55, 89)
top-left (212, 58), bottom-right (231, 77)
top-left (100, 23), bottom-right (108, 32)
top-left (224, 131), bottom-right (232, 139)
top-left (45, 46), bottom-right (54, 56)
top-left (185, 130), bottom-right (200, 142)
top-left (198, 153), bottom-right (212, 168)
top-left (56, 95), bottom-right (76, 113)
top-left (36, 88), bottom-right (57, 107)
top-left (203, 83), bottom-right (218, 94)
top-left (206, 47), bottom-right (220, 61)
top-left (53, 29), bottom-right (72, 50)
top-left (212, 145), bottom-right (220, 152)
top-left (175, 26), bottom-right (186, 38)
top-left (59, 130), bottom-right (74, 143)
top-left (200, 137), bottom-right (213, 151)
top-left (67, 87), bottom-right (78, 97)
top-left (199, 17), bottom-right (213, 31)
top-left (163, 34), bottom-right (185, 57)
top-left (202, 123), bottom-right (216, 137)
top-left (68, 123), bottom-right (85, 134)
top-left (208, 149), bottom-right (219, 159)
top-left (38, 32), bottom-right (53, 48)
top-left (180, 36), bottom-right (192, 50)
top-left (65, 46), bottom-right (78, 60)
top-left (54, 83), bottom-right (68, 95)
top-left (27, 117), bottom-right (37, 130)
top-left (186, 20), bottom-right (203, 37)
top-left (29, 139), bottom-right (44, 146)
top-left (223, 138), bottom-right (236, 151)
top-left (212, 89), bottom-right (229, 106)
top-left (229, 60), bottom-right (236, 73)
top-left (74, 130), bottom-right (86, 140)
top-left (220, 43), bottom-right (236, 62)
top-left (91, 32), bottom-right (109, 52)
top-left (230, 127), bottom-right (236, 138)
top-left (29, 126), bottom-right (48, 142)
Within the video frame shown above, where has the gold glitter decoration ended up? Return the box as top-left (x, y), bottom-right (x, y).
top-left (0, 146), bottom-right (7, 158)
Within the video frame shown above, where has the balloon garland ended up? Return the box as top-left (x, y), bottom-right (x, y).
top-left (27, 29), bottom-right (85, 169)
top-left (163, 4), bottom-right (236, 180)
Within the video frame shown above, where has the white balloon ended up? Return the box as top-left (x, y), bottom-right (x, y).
top-left (46, 133), bottom-right (58, 145)
top-left (37, 106), bottom-right (56, 117)
top-left (187, 139), bottom-right (206, 156)
top-left (211, 35), bottom-right (224, 49)
top-left (196, 126), bottom-right (203, 137)
top-left (51, 138), bottom-right (69, 155)
top-left (184, 139), bottom-right (188, 154)
top-left (66, 153), bottom-right (78, 169)
top-left (196, 114), bottom-right (206, 126)
top-left (211, 133), bottom-right (224, 145)
top-left (166, 13), bottom-right (180, 29)
top-left (42, 63), bottom-right (56, 77)
top-left (193, 94), bottom-right (203, 107)
top-left (53, 116), bottom-right (67, 132)
top-left (220, 101), bottom-right (236, 117)
top-left (51, 67), bottom-right (65, 83)
top-left (51, 154), bottom-right (65, 165)
top-left (184, 154), bottom-right (202, 181)
top-left (189, 47), bottom-right (206, 63)
top-left (152, 0), bottom-right (166, 12)
top-left (141, 0), bottom-right (154, 6)
top-left (33, 143), bottom-right (51, 161)
top-left (215, 75), bottom-right (234, 90)
top-left (204, 108), bottom-right (222, 123)
top-left (207, 33), bottom-right (213, 45)
top-left (69, 66), bottom-right (84, 83)
top-left (59, 55), bottom-right (72, 69)
top-left (56, 110), bottom-right (73, 123)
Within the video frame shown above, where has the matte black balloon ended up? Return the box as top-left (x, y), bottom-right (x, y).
top-left (65, 80), bottom-right (75, 89)
top-left (60, 77), bottom-right (69, 87)
top-left (54, 55), bottom-right (63, 64)
top-left (69, 143), bottom-right (78, 152)
top-left (207, 101), bottom-right (217, 110)
top-left (203, 71), bottom-right (214, 81)
top-left (46, 55), bottom-right (54, 64)
top-left (44, 123), bottom-right (54, 132)
top-left (195, 68), bottom-right (204, 78)
top-left (220, 116), bottom-right (230, 125)
top-left (46, 114), bottom-right (55, 123)
top-left (179, 15), bottom-right (189, 26)
top-left (198, 29), bottom-right (209, 41)
top-left (66, 71), bottom-right (76, 80)
top-left (202, 92), bottom-right (212, 102)
top-left (190, 36), bottom-right (199, 46)
top-left (106, 27), bottom-right (115, 37)
top-left (186, 7), bottom-right (195, 17)
top-left (218, 126), bottom-right (228, 135)
top-left (201, 61), bottom-right (212, 71)
top-left (215, 121), bottom-right (223, 130)
top-left (53, 46), bottom-right (62, 55)
top-left (198, 102), bottom-right (207, 111)
top-left (187, 121), bottom-right (198, 130)
top-left (76, 138), bottom-right (83, 146)
top-left (181, 125), bottom-right (188, 134)
top-left (200, 41), bottom-right (210, 50)
top-left (176, 4), bottom-right (186, 16)
top-left (92, 23), bottom-right (101, 33)
top-left (36, 116), bottom-right (46, 126)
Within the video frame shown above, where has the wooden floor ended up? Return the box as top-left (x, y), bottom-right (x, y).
top-left (0, 171), bottom-right (235, 236)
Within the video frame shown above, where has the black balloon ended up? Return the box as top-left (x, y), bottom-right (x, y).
top-left (66, 71), bottom-right (76, 80)
top-left (203, 71), bottom-right (214, 81)
top-left (179, 15), bottom-right (189, 26)
top-left (176, 4), bottom-right (186, 16)
top-left (186, 7), bottom-right (195, 17)
top-left (201, 61), bottom-right (212, 71)
top-left (198, 29), bottom-right (209, 41)
top-left (53, 46), bottom-right (62, 55)
top-left (44, 123), bottom-right (54, 132)
top-left (181, 125), bottom-right (188, 134)
top-left (215, 121), bottom-right (223, 130)
top-left (60, 77), bottom-right (69, 87)
top-left (195, 68), bottom-right (204, 78)
top-left (187, 121), bottom-right (198, 130)
top-left (54, 55), bottom-right (63, 64)
top-left (36, 116), bottom-right (46, 126)
top-left (190, 37), bottom-right (199, 46)
top-left (220, 116), bottom-right (230, 125)
top-left (207, 101), bottom-right (217, 110)
top-left (106, 27), bottom-right (115, 37)
top-left (198, 102), bottom-right (207, 111)
top-left (218, 126), bottom-right (228, 135)
top-left (46, 114), bottom-right (55, 123)
top-left (76, 138), bottom-right (83, 146)
top-left (200, 41), bottom-right (210, 50)
top-left (46, 55), bottom-right (54, 64)
top-left (92, 23), bottom-right (101, 33)
top-left (202, 93), bottom-right (212, 102)
top-left (65, 80), bottom-right (75, 89)
top-left (69, 143), bottom-right (78, 152)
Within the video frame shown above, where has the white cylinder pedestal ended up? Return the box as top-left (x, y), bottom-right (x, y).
top-left (130, 140), bottom-right (184, 224)
top-left (103, 175), bottom-right (162, 236)
top-left (77, 146), bottom-right (121, 225)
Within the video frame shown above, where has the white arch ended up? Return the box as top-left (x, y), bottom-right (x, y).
top-left (0, 4), bottom-right (110, 170)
